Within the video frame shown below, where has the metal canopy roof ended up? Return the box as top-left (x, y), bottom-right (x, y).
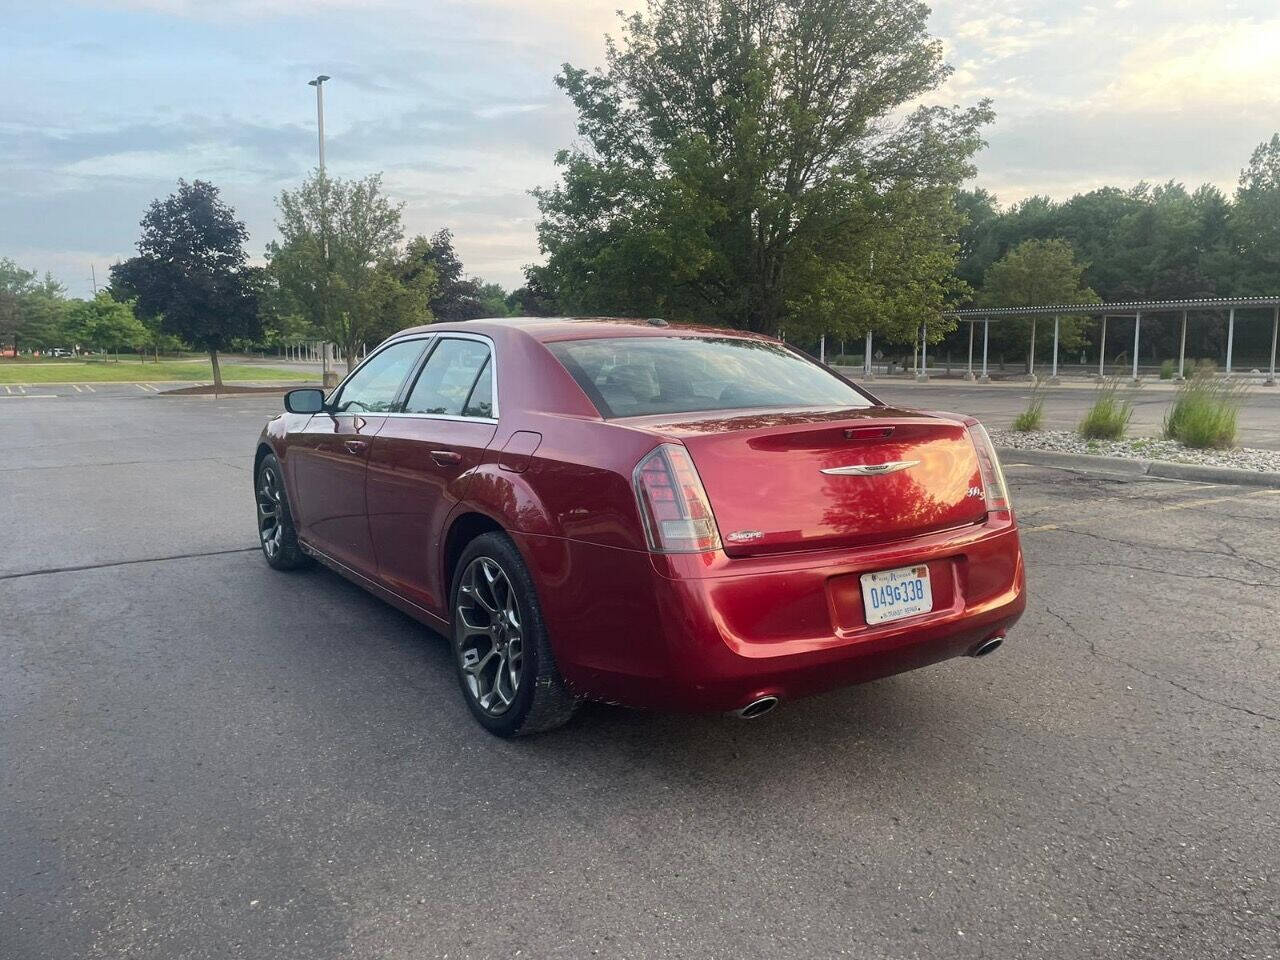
top-left (945, 296), bottom-right (1280, 320)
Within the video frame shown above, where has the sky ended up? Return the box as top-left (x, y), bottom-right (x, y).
top-left (3, 0), bottom-right (1280, 298)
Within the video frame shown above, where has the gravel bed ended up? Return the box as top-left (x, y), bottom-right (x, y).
top-left (990, 429), bottom-right (1280, 473)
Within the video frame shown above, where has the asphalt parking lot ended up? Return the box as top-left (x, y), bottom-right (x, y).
top-left (3, 391), bottom-right (1278, 959)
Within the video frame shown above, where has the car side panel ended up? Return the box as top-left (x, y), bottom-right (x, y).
top-left (367, 417), bottom-right (498, 616)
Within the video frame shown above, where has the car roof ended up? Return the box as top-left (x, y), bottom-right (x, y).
top-left (390, 316), bottom-right (774, 344)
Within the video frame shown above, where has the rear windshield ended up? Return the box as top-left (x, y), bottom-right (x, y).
top-left (547, 335), bottom-right (871, 418)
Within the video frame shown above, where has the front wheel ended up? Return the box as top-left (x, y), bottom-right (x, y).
top-left (255, 453), bottom-right (311, 571)
top-left (450, 533), bottom-right (578, 737)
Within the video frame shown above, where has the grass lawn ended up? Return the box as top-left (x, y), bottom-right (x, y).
top-left (0, 360), bottom-right (314, 384)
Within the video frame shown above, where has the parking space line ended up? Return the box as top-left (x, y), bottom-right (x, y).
top-left (1021, 488), bottom-right (1280, 535)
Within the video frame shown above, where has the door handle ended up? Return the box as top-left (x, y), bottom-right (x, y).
top-left (430, 449), bottom-right (463, 466)
top-left (343, 439), bottom-right (369, 456)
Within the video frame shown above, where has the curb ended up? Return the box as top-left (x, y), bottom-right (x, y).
top-left (994, 447), bottom-right (1280, 489)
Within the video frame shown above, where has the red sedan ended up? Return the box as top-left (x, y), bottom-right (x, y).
top-left (254, 318), bottom-right (1025, 736)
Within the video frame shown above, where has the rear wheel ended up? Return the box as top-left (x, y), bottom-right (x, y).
top-left (255, 453), bottom-right (310, 570)
top-left (450, 533), bottom-right (577, 737)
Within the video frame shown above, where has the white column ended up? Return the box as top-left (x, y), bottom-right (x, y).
top-left (1028, 317), bottom-right (1036, 378)
top-left (1098, 316), bottom-right (1107, 378)
top-left (819, 334), bottom-right (826, 364)
top-left (1225, 308), bottom-right (1235, 375)
top-left (917, 322), bottom-right (928, 381)
top-left (1051, 316), bottom-right (1060, 380)
top-left (863, 329), bottom-right (872, 377)
top-left (1177, 310), bottom-right (1188, 380)
top-left (966, 321), bottom-right (975, 379)
top-left (1268, 306), bottom-right (1278, 386)
top-left (981, 318), bottom-right (990, 381)
top-left (1131, 312), bottom-right (1142, 381)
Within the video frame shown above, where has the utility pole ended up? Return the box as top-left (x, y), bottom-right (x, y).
top-left (90, 265), bottom-right (97, 295)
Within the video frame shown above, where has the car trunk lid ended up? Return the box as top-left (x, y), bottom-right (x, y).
top-left (636, 407), bottom-right (986, 556)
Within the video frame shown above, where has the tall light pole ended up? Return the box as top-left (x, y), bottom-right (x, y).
top-left (308, 75), bottom-right (330, 171)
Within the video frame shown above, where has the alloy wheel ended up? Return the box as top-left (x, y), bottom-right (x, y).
top-left (456, 556), bottom-right (524, 716)
top-left (256, 464), bottom-right (284, 560)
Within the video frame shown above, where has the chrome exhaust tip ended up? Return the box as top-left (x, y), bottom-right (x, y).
top-left (971, 635), bottom-right (1005, 658)
top-left (730, 696), bottom-right (779, 720)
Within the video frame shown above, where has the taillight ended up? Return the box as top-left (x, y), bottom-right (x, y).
top-left (632, 443), bottom-right (722, 553)
top-left (966, 421), bottom-right (1011, 514)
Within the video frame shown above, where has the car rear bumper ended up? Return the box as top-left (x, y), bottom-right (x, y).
top-left (514, 516), bottom-right (1026, 713)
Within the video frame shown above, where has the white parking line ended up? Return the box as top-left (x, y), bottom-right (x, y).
top-left (71, 384), bottom-right (83, 393)
top-left (82, 383), bottom-right (96, 392)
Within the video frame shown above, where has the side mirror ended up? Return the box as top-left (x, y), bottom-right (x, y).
top-left (284, 388), bottom-right (326, 414)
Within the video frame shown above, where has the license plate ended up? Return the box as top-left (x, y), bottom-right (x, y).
top-left (860, 564), bottom-right (933, 625)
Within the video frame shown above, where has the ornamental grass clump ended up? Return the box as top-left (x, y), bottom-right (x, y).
top-left (1012, 380), bottom-right (1046, 432)
top-left (1077, 380), bottom-right (1134, 440)
top-left (1163, 371), bottom-right (1245, 449)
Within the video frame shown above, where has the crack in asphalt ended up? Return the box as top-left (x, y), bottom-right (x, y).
top-left (0, 455), bottom-right (249, 474)
top-left (1039, 526), bottom-right (1280, 575)
top-left (1042, 605), bottom-right (1280, 725)
top-left (0, 547), bottom-right (259, 582)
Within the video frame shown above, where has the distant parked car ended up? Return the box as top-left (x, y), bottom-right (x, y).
top-left (254, 318), bottom-right (1026, 736)
top-left (49, 348), bottom-right (72, 358)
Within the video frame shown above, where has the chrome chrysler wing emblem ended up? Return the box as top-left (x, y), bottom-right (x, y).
top-left (820, 460), bottom-right (920, 476)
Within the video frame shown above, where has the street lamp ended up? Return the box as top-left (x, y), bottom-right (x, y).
top-left (307, 75), bottom-right (330, 171)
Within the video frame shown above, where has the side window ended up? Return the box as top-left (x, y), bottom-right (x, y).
top-left (332, 339), bottom-right (426, 413)
top-left (404, 339), bottom-right (493, 417)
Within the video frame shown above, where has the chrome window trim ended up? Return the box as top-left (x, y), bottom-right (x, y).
top-left (380, 412), bottom-right (499, 425)
top-left (400, 331), bottom-right (500, 421)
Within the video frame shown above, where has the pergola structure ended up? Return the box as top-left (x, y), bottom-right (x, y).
top-left (902, 296), bottom-right (1280, 385)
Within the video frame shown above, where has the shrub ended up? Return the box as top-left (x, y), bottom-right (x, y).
top-left (1078, 380), bottom-right (1134, 440)
top-left (1012, 380), bottom-right (1046, 432)
top-left (1163, 372), bottom-right (1244, 449)
top-left (1159, 359), bottom-right (1175, 380)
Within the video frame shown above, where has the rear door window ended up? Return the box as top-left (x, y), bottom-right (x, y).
top-left (548, 336), bottom-right (870, 418)
top-left (404, 338), bottom-right (493, 417)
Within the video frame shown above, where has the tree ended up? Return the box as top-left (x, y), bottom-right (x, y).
top-left (65, 293), bottom-right (148, 358)
top-left (534, 0), bottom-right (992, 341)
top-left (400, 229), bottom-right (486, 322)
top-left (506, 265), bottom-right (561, 316)
top-left (978, 239), bottom-right (1099, 370)
top-left (111, 180), bottom-right (260, 388)
top-left (1232, 134), bottom-right (1280, 295)
top-left (269, 172), bottom-right (425, 370)
top-left (0, 260), bottom-right (66, 355)
top-left (476, 282), bottom-right (510, 318)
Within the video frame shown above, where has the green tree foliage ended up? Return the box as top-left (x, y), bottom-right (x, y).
top-left (269, 172), bottom-right (428, 371)
top-left (1232, 134), bottom-right (1280, 295)
top-left (534, 0), bottom-right (991, 341)
top-left (111, 180), bottom-right (261, 387)
top-left (0, 259), bottom-right (68, 354)
top-left (506, 265), bottom-right (561, 317)
top-left (399, 229), bottom-right (485, 322)
top-left (978, 239), bottom-right (1099, 366)
top-left (65, 293), bottom-right (148, 356)
top-left (476, 282), bottom-right (510, 318)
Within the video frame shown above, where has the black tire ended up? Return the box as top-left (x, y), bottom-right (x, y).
top-left (450, 532), bottom-right (578, 737)
top-left (255, 453), bottom-right (311, 571)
